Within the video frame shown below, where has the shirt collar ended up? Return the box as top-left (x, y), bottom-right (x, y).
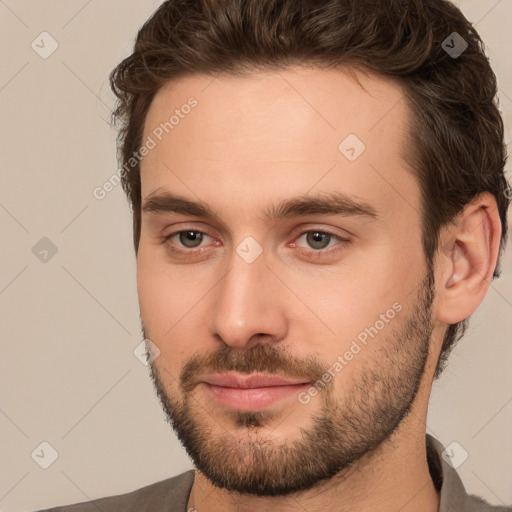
top-left (426, 433), bottom-right (473, 511)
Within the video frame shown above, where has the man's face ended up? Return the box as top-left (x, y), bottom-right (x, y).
top-left (137, 66), bottom-right (437, 495)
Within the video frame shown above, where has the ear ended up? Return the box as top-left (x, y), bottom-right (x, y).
top-left (436, 192), bottom-right (502, 325)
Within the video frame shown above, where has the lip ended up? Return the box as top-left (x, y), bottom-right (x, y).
top-left (200, 373), bottom-right (311, 411)
top-left (202, 373), bottom-right (309, 388)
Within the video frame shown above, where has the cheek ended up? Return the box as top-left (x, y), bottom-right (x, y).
top-left (137, 250), bottom-right (166, 324)
top-left (137, 240), bottom-right (193, 318)
top-left (295, 249), bottom-right (420, 365)
top-left (297, 256), bottom-right (399, 328)
top-left (137, 249), bottom-right (181, 352)
top-left (137, 247), bottom-right (210, 375)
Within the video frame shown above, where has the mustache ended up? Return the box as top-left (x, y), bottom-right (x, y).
top-left (179, 343), bottom-right (329, 393)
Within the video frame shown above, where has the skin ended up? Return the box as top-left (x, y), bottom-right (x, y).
top-left (136, 65), bottom-right (501, 512)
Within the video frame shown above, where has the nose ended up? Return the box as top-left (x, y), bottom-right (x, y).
top-left (209, 249), bottom-right (288, 349)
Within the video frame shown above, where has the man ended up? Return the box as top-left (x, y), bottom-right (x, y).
top-left (38, 0), bottom-right (511, 510)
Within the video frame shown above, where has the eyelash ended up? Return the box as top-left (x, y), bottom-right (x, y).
top-left (161, 228), bottom-right (350, 258)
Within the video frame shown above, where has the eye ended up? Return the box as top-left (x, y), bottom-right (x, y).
top-left (164, 230), bottom-right (212, 250)
top-left (297, 231), bottom-right (336, 250)
top-left (161, 228), bottom-right (350, 257)
top-left (294, 230), bottom-right (349, 256)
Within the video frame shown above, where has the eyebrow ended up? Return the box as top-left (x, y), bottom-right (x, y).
top-left (142, 191), bottom-right (379, 222)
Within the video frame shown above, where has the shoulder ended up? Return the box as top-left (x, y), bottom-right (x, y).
top-left (426, 435), bottom-right (511, 512)
top-left (32, 470), bottom-right (195, 512)
top-left (465, 494), bottom-right (512, 512)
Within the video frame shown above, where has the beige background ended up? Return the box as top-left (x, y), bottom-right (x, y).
top-left (0, 1), bottom-right (511, 510)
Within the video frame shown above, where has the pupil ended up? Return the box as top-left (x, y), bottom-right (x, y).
top-left (181, 231), bottom-right (202, 247)
top-left (309, 231), bottom-right (328, 249)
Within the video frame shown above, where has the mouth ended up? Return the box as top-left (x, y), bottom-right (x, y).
top-left (199, 373), bottom-right (311, 411)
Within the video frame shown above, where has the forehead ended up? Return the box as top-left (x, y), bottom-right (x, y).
top-left (143, 65), bottom-right (410, 157)
top-left (140, 65), bottom-right (419, 226)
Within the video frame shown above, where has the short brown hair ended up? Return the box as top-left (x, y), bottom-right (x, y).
top-left (109, 0), bottom-right (510, 378)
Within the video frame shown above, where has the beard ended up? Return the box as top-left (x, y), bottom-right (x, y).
top-left (143, 266), bottom-right (435, 497)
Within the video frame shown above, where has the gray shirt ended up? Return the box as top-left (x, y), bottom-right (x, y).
top-left (34, 434), bottom-right (511, 511)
